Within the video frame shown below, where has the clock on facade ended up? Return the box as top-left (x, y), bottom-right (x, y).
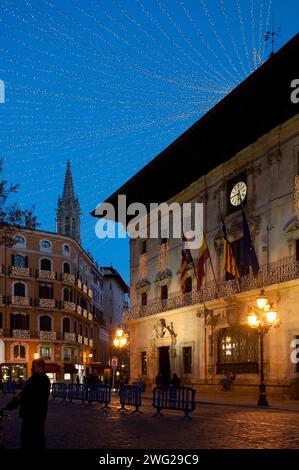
top-left (230, 181), bottom-right (247, 206)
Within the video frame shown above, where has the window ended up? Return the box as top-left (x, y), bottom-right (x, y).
top-left (13, 345), bottom-right (26, 359)
top-left (63, 262), bottom-right (71, 274)
top-left (40, 258), bottom-right (52, 271)
top-left (183, 347), bottom-right (192, 374)
top-left (39, 285), bottom-right (53, 299)
top-left (109, 283), bottom-right (112, 290)
top-left (63, 348), bottom-right (71, 362)
top-left (184, 277), bottom-right (193, 293)
top-left (12, 254), bottom-right (27, 268)
top-left (40, 346), bottom-right (52, 360)
top-left (141, 351), bottom-right (147, 375)
top-left (217, 326), bottom-right (258, 374)
top-left (72, 218), bottom-right (76, 232)
top-left (39, 315), bottom-right (52, 332)
top-left (63, 244), bottom-right (70, 254)
top-left (63, 317), bottom-right (70, 335)
top-left (141, 292), bottom-right (147, 306)
top-left (14, 235), bottom-right (25, 245)
top-left (10, 313), bottom-right (29, 331)
top-left (161, 285), bottom-right (168, 300)
top-left (40, 240), bottom-right (51, 250)
top-left (14, 282), bottom-right (26, 297)
top-left (79, 324), bottom-right (83, 336)
top-left (74, 321), bottom-right (78, 334)
top-left (65, 217), bottom-right (70, 237)
top-left (63, 288), bottom-right (72, 302)
top-left (141, 240), bottom-right (147, 254)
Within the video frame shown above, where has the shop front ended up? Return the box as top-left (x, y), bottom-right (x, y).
top-left (63, 363), bottom-right (78, 382)
top-left (45, 363), bottom-right (60, 383)
top-left (0, 363), bottom-right (27, 383)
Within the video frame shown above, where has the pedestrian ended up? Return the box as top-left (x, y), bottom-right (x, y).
top-left (170, 373), bottom-right (181, 388)
top-left (6, 358), bottom-right (50, 449)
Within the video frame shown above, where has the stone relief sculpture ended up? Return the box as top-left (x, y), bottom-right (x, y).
top-left (153, 319), bottom-right (177, 357)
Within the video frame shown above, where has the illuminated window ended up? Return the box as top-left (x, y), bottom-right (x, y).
top-left (40, 346), bottom-right (52, 360)
top-left (217, 327), bottom-right (258, 374)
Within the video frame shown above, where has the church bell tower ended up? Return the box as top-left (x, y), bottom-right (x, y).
top-left (56, 160), bottom-right (81, 244)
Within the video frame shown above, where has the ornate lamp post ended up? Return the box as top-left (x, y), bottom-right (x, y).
top-left (247, 289), bottom-right (281, 406)
top-left (112, 327), bottom-right (128, 390)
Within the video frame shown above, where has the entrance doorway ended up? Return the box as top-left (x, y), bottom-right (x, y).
top-left (158, 346), bottom-right (170, 386)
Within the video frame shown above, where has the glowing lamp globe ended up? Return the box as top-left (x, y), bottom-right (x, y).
top-left (256, 290), bottom-right (268, 309)
top-left (266, 308), bottom-right (277, 324)
top-left (116, 328), bottom-right (124, 338)
top-left (247, 313), bottom-right (258, 327)
top-left (113, 338), bottom-right (120, 347)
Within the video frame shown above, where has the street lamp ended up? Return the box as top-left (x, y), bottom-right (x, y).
top-left (112, 327), bottom-right (129, 390)
top-left (247, 290), bottom-right (281, 406)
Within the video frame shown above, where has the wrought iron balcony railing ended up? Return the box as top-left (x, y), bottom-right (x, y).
top-left (11, 296), bottom-right (31, 307)
top-left (64, 332), bottom-right (76, 342)
top-left (12, 329), bottom-right (30, 339)
top-left (62, 273), bottom-right (75, 284)
top-left (36, 298), bottom-right (56, 309)
top-left (39, 330), bottom-right (56, 341)
top-left (10, 266), bottom-right (31, 278)
top-left (62, 301), bottom-right (76, 312)
top-left (37, 269), bottom-right (56, 281)
top-left (124, 257), bottom-right (299, 321)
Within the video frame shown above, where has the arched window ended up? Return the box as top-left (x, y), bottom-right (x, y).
top-left (39, 285), bottom-right (53, 299)
top-left (13, 344), bottom-right (26, 359)
top-left (85, 326), bottom-right (88, 337)
top-left (40, 240), bottom-right (52, 251)
top-left (184, 277), bottom-right (193, 294)
top-left (65, 217), bottom-right (70, 237)
top-left (63, 317), bottom-right (70, 335)
top-left (15, 235), bottom-right (25, 245)
top-left (40, 258), bottom-right (52, 271)
top-left (63, 245), bottom-right (70, 255)
top-left (12, 254), bottom-right (27, 268)
top-left (73, 321), bottom-right (78, 334)
top-left (14, 282), bottom-right (26, 297)
top-left (79, 324), bottom-right (83, 336)
top-left (72, 218), bottom-right (76, 232)
top-left (39, 315), bottom-right (52, 332)
top-left (10, 313), bottom-right (29, 331)
top-left (63, 288), bottom-right (69, 302)
top-left (63, 262), bottom-right (70, 274)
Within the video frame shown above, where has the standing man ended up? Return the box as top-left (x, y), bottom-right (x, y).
top-left (6, 358), bottom-right (51, 449)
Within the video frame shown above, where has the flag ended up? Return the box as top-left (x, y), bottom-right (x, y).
top-left (180, 247), bottom-right (195, 293)
top-left (197, 234), bottom-right (209, 290)
top-left (221, 216), bottom-right (241, 292)
top-left (241, 206), bottom-right (260, 276)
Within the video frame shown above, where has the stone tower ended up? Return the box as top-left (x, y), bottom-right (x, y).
top-left (56, 160), bottom-right (81, 244)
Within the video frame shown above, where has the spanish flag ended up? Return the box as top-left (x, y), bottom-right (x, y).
top-left (197, 235), bottom-right (209, 290)
top-left (180, 247), bottom-right (194, 293)
top-left (221, 217), bottom-right (241, 292)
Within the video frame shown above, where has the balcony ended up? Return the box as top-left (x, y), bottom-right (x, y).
top-left (63, 301), bottom-right (76, 312)
top-left (88, 288), bottom-right (93, 299)
top-left (11, 296), bottom-right (31, 307)
top-left (83, 309), bottom-right (88, 318)
top-left (64, 332), bottom-right (76, 342)
top-left (39, 330), bottom-right (56, 341)
top-left (12, 329), bottom-right (30, 339)
top-left (77, 305), bottom-right (82, 315)
top-left (10, 266), bottom-right (31, 278)
top-left (37, 270), bottom-right (56, 281)
top-left (37, 298), bottom-right (56, 309)
top-left (62, 273), bottom-right (75, 284)
top-left (83, 284), bottom-right (88, 294)
top-left (77, 279), bottom-right (82, 289)
top-left (83, 337), bottom-right (89, 346)
top-left (124, 257), bottom-right (299, 321)
top-left (88, 313), bottom-right (93, 321)
top-left (89, 338), bottom-right (93, 347)
top-left (77, 335), bottom-right (83, 344)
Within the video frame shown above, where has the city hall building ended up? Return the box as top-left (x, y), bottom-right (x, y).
top-left (93, 34), bottom-right (299, 398)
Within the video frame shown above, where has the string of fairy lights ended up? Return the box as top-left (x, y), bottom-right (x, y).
top-left (0, 0), bottom-right (274, 269)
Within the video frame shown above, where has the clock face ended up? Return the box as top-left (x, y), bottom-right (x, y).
top-left (230, 181), bottom-right (247, 206)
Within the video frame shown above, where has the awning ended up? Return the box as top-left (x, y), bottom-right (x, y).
top-left (64, 364), bottom-right (78, 374)
top-left (45, 363), bottom-right (60, 373)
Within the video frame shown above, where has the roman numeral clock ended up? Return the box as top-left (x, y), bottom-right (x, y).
top-left (230, 181), bottom-right (247, 206)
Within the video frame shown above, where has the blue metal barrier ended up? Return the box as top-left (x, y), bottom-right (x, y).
top-left (153, 387), bottom-right (196, 418)
top-left (118, 385), bottom-right (142, 414)
top-left (132, 381), bottom-right (145, 392)
top-left (68, 384), bottom-right (86, 403)
top-left (2, 381), bottom-right (18, 396)
top-left (52, 383), bottom-right (68, 400)
top-left (86, 384), bottom-right (111, 408)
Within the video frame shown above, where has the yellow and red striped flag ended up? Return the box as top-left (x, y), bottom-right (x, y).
top-left (197, 235), bottom-right (210, 290)
top-left (221, 217), bottom-right (241, 292)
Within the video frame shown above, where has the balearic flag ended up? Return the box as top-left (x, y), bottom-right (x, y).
top-left (221, 216), bottom-right (241, 292)
top-left (197, 234), bottom-right (210, 290)
top-left (241, 206), bottom-right (260, 276)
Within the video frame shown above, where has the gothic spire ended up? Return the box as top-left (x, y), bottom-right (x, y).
top-left (62, 160), bottom-right (75, 202)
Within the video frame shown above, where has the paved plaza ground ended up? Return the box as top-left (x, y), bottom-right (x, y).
top-left (1, 393), bottom-right (299, 449)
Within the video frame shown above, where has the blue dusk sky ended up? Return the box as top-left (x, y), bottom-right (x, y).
top-left (0, 0), bottom-right (299, 283)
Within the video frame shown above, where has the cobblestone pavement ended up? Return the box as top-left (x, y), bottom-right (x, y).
top-left (1, 394), bottom-right (299, 449)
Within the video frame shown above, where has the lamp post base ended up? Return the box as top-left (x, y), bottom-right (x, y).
top-left (257, 384), bottom-right (269, 407)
